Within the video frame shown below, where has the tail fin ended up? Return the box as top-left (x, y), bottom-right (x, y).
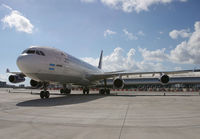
top-left (98, 50), bottom-right (103, 69)
top-left (6, 68), bottom-right (10, 73)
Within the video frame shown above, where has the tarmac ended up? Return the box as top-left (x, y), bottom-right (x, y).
top-left (0, 88), bottom-right (200, 139)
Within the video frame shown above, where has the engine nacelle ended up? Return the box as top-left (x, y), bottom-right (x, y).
top-left (30, 79), bottom-right (43, 88)
top-left (159, 74), bottom-right (169, 84)
top-left (9, 75), bottom-right (25, 83)
top-left (113, 78), bottom-right (124, 89)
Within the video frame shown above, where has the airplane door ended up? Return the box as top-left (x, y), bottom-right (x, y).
top-left (55, 53), bottom-right (65, 73)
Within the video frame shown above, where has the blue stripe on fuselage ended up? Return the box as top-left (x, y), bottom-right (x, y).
top-left (49, 68), bottom-right (55, 71)
top-left (49, 64), bottom-right (55, 66)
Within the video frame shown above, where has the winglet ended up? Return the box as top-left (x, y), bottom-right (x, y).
top-left (98, 50), bottom-right (103, 69)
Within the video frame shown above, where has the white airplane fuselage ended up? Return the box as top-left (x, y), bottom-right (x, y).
top-left (17, 46), bottom-right (103, 86)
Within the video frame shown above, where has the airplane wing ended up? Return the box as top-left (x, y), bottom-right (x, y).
top-left (87, 69), bottom-right (200, 81)
top-left (6, 68), bottom-right (26, 77)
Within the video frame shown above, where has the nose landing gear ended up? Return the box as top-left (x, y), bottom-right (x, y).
top-left (40, 82), bottom-right (50, 99)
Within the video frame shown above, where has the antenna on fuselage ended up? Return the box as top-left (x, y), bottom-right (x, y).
top-left (98, 50), bottom-right (103, 69)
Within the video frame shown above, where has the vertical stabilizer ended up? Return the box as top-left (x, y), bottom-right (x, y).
top-left (98, 50), bottom-right (103, 69)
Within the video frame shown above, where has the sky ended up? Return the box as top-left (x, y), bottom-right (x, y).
top-left (0, 0), bottom-right (200, 84)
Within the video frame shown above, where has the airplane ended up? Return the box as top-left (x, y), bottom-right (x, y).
top-left (7, 46), bottom-right (200, 99)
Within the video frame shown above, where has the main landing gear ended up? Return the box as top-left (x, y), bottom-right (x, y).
top-left (83, 88), bottom-right (89, 95)
top-left (60, 88), bottom-right (71, 94)
top-left (99, 79), bottom-right (110, 95)
top-left (40, 83), bottom-right (50, 99)
top-left (60, 84), bottom-right (71, 95)
top-left (40, 91), bottom-right (50, 99)
top-left (99, 88), bottom-right (110, 95)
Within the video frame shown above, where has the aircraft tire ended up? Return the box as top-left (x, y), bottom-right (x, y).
top-left (60, 89), bottom-right (64, 94)
top-left (40, 91), bottom-right (45, 99)
top-left (99, 89), bottom-right (105, 95)
top-left (44, 91), bottom-right (50, 98)
top-left (87, 89), bottom-right (89, 94)
top-left (106, 89), bottom-right (110, 95)
top-left (65, 89), bottom-right (71, 94)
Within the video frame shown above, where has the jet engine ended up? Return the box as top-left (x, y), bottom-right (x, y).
top-left (30, 79), bottom-right (43, 88)
top-left (113, 78), bottom-right (124, 89)
top-left (159, 74), bottom-right (169, 84)
top-left (8, 75), bottom-right (25, 83)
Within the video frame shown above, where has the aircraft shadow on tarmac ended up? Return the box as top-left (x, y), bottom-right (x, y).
top-left (16, 93), bottom-right (138, 107)
top-left (16, 94), bottom-right (107, 107)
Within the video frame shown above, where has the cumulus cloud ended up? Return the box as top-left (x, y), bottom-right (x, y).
top-left (82, 21), bottom-right (200, 73)
top-left (104, 29), bottom-right (117, 37)
top-left (100, 0), bottom-right (187, 13)
top-left (0, 73), bottom-right (8, 82)
top-left (81, 0), bottom-right (96, 3)
top-left (139, 48), bottom-right (168, 62)
top-left (169, 21), bottom-right (200, 64)
top-left (137, 21), bottom-right (200, 65)
top-left (83, 21), bottom-right (200, 72)
top-left (169, 29), bottom-right (191, 39)
top-left (133, 21), bottom-right (200, 65)
top-left (1, 4), bottom-right (34, 34)
top-left (82, 47), bottom-right (165, 72)
top-left (123, 29), bottom-right (137, 40)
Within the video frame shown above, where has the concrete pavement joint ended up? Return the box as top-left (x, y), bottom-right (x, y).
top-left (119, 103), bottom-right (130, 139)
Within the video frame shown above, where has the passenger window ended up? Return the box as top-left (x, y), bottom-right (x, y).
top-left (27, 50), bottom-right (35, 54)
top-left (40, 51), bottom-right (45, 56)
top-left (36, 51), bottom-right (40, 55)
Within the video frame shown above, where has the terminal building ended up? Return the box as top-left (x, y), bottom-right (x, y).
top-left (0, 80), bottom-right (23, 88)
top-left (0, 81), bottom-right (7, 88)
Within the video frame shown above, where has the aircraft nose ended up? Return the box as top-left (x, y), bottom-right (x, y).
top-left (17, 55), bottom-right (26, 71)
top-left (17, 55), bottom-right (34, 73)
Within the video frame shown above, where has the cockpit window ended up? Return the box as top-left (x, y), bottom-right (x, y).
top-left (27, 50), bottom-right (35, 54)
top-left (21, 49), bottom-right (45, 56)
top-left (36, 50), bottom-right (40, 55)
top-left (39, 51), bottom-right (45, 56)
top-left (22, 50), bottom-right (27, 54)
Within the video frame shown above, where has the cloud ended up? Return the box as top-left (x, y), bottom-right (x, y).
top-left (104, 29), bottom-right (117, 37)
top-left (2, 4), bottom-right (12, 10)
top-left (0, 73), bottom-right (8, 82)
top-left (123, 29), bottom-right (137, 40)
top-left (169, 21), bottom-right (200, 64)
top-left (136, 21), bottom-right (200, 65)
top-left (169, 29), bottom-right (191, 39)
top-left (1, 5), bottom-right (34, 34)
top-left (139, 48), bottom-right (168, 62)
top-left (134, 21), bottom-right (200, 65)
top-left (82, 21), bottom-right (200, 73)
top-left (138, 30), bottom-right (145, 36)
top-left (100, 0), bottom-right (187, 13)
top-left (81, 0), bottom-right (96, 3)
top-left (82, 47), bottom-right (165, 72)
